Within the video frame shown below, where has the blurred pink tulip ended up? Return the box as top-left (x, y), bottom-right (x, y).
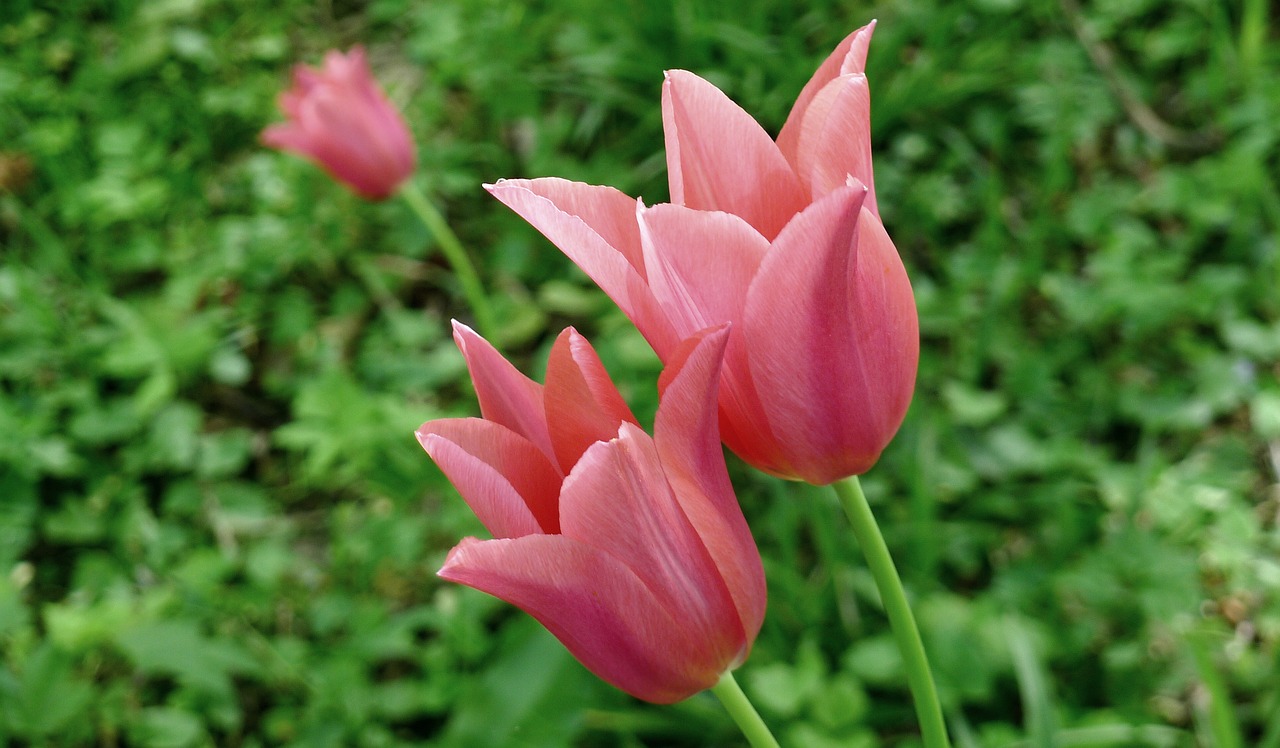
top-left (262, 47), bottom-right (415, 200)
top-left (487, 22), bottom-right (918, 485)
top-left (418, 322), bottom-right (766, 703)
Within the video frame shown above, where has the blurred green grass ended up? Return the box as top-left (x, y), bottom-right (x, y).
top-left (1, 0), bottom-right (1277, 746)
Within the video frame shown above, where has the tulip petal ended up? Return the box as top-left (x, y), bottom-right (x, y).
top-left (417, 418), bottom-right (561, 535)
top-left (440, 535), bottom-right (720, 703)
top-left (793, 74), bottom-right (877, 216)
top-left (299, 90), bottom-right (405, 199)
top-left (638, 203), bottom-right (782, 473)
top-left (486, 178), bottom-right (680, 356)
top-left (543, 328), bottom-right (640, 473)
top-left (637, 204), bottom-right (766, 335)
top-left (744, 183), bottom-right (917, 484)
top-left (559, 425), bottom-right (744, 672)
top-left (845, 208), bottom-right (920, 430)
top-left (451, 321), bottom-right (556, 466)
top-left (777, 20), bottom-right (875, 167)
top-left (654, 326), bottom-right (766, 648)
top-left (662, 70), bottom-right (807, 241)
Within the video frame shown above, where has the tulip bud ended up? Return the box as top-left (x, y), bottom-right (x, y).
top-left (262, 47), bottom-right (415, 200)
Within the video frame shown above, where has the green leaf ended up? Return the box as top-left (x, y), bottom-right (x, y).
top-left (0, 643), bottom-right (92, 738)
top-left (440, 617), bottom-right (592, 747)
top-left (116, 620), bottom-right (259, 696)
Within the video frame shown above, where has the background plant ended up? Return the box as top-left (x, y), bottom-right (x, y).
top-left (0, 0), bottom-right (1276, 746)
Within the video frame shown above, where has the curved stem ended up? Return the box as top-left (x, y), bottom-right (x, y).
top-left (398, 182), bottom-right (498, 340)
top-left (831, 475), bottom-right (950, 748)
top-left (709, 670), bottom-right (781, 748)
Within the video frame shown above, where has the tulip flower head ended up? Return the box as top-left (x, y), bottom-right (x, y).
top-left (419, 322), bottom-right (766, 704)
top-left (262, 47), bottom-right (416, 200)
top-left (487, 22), bottom-right (918, 485)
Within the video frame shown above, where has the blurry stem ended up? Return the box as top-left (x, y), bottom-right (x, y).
top-left (1260, 691), bottom-right (1280, 748)
top-left (832, 476), bottom-right (951, 748)
top-left (1187, 627), bottom-right (1244, 748)
top-left (1007, 616), bottom-right (1058, 747)
top-left (1240, 0), bottom-right (1266, 75)
top-left (1059, 0), bottom-right (1218, 151)
top-left (399, 182), bottom-right (498, 340)
top-left (709, 670), bottom-right (780, 748)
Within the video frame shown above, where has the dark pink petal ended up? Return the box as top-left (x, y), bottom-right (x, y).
top-left (777, 20), bottom-right (876, 167)
top-left (439, 535), bottom-right (722, 703)
top-left (296, 89), bottom-right (407, 199)
top-left (792, 74), bottom-right (877, 215)
top-left (661, 70), bottom-right (807, 241)
top-left (844, 209), bottom-right (919, 442)
top-left (451, 321), bottom-right (557, 467)
top-left (417, 418), bottom-right (562, 535)
top-left (744, 183), bottom-right (917, 484)
top-left (559, 425), bottom-right (744, 674)
top-left (485, 179), bottom-right (680, 357)
top-left (638, 203), bottom-right (782, 473)
top-left (543, 328), bottom-right (639, 473)
top-left (654, 327), bottom-right (766, 652)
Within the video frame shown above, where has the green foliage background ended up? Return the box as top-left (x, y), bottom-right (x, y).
top-left (1, 0), bottom-right (1278, 745)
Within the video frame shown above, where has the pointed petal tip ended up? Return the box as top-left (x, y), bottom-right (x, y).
top-left (414, 422), bottom-right (433, 443)
top-left (437, 536), bottom-right (483, 576)
top-left (450, 320), bottom-right (493, 373)
top-left (414, 428), bottom-right (440, 452)
top-left (663, 69), bottom-right (701, 86)
top-left (565, 326), bottom-right (586, 347)
top-left (843, 175), bottom-right (870, 194)
top-left (484, 178), bottom-right (521, 192)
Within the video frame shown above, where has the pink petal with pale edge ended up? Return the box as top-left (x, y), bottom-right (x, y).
top-left (485, 179), bottom-right (680, 356)
top-left (416, 418), bottom-right (562, 534)
top-left (777, 21), bottom-right (876, 168)
top-left (637, 203), bottom-right (783, 472)
top-left (744, 184), bottom-right (916, 484)
top-left (559, 425), bottom-right (744, 674)
top-left (637, 204), bottom-right (766, 335)
top-left (793, 74), bottom-right (877, 216)
top-left (439, 535), bottom-right (722, 703)
top-left (543, 328), bottom-right (639, 474)
top-left (845, 209), bottom-right (920, 436)
top-left (662, 70), bottom-right (807, 241)
top-left (451, 321), bottom-right (557, 467)
top-left (654, 326), bottom-right (766, 651)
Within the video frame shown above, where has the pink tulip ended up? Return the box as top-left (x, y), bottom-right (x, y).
top-left (486, 22), bottom-right (917, 485)
top-left (262, 47), bottom-right (415, 200)
top-left (418, 322), bottom-right (766, 704)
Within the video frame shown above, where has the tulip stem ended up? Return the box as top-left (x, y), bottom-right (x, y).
top-left (832, 475), bottom-right (951, 748)
top-left (709, 670), bottom-right (781, 748)
top-left (399, 182), bottom-right (499, 340)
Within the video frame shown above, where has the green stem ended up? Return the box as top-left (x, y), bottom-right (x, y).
top-left (709, 670), bottom-right (781, 748)
top-left (398, 182), bottom-right (498, 340)
top-left (1240, 0), bottom-right (1266, 76)
top-left (831, 475), bottom-right (951, 748)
